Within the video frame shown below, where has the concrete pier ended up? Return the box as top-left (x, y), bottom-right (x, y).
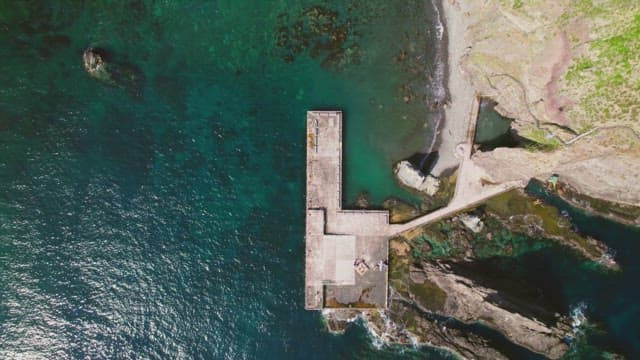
top-left (305, 111), bottom-right (389, 310)
top-left (304, 100), bottom-right (526, 310)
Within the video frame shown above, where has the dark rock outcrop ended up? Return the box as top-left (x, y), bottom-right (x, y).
top-left (414, 263), bottom-right (571, 359)
top-left (83, 48), bottom-right (113, 84)
top-left (83, 47), bottom-right (144, 97)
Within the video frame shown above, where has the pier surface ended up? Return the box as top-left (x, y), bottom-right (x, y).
top-left (304, 101), bottom-right (524, 310)
top-left (305, 111), bottom-right (389, 310)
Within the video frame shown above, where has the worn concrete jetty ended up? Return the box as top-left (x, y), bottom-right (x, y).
top-left (305, 111), bottom-right (389, 310)
top-left (304, 99), bottom-right (524, 310)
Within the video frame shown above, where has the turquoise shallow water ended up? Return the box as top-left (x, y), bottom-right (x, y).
top-left (474, 99), bottom-right (514, 148)
top-left (0, 1), bottom-right (444, 358)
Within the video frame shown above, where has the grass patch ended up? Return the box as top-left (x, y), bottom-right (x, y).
top-left (513, 0), bottom-right (523, 10)
top-left (560, 1), bottom-right (640, 129)
top-left (409, 280), bottom-right (447, 312)
top-left (520, 128), bottom-right (562, 151)
top-left (484, 189), bottom-right (602, 258)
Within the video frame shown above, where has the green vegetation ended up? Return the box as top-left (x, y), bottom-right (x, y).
top-left (513, 0), bottom-right (523, 10)
top-left (421, 171), bottom-right (457, 213)
top-left (520, 127), bottom-right (562, 151)
top-left (565, 57), bottom-right (594, 81)
top-left (396, 186), bottom-right (610, 266)
top-left (411, 233), bottom-right (459, 260)
top-left (471, 217), bottom-right (549, 258)
top-left (560, 1), bottom-right (640, 131)
top-left (484, 189), bottom-right (602, 258)
top-left (408, 280), bottom-right (447, 312)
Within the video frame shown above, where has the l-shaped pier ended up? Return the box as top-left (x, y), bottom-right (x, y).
top-left (304, 103), bottom-right (522, 310)
top-left (305, 111), bottom-right (389, 310)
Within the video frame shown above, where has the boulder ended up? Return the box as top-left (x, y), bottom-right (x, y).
top-left (459, 214), bottom-right (484, 233)
top-left (83, 48), bottom-right (114, 84)
top-left (394, 161), bottom-right (440, 196)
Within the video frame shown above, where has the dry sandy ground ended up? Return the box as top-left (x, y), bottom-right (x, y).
top-left (473, 128), bottom-right (640, 207)
top-left (431, 0), bottom-right (475, 176)
top-left (436, 0), bottom-right (640, 212)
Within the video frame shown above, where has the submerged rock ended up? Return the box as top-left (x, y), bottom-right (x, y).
top-left (383, 197), bottom-right (420, 223)
top-left (355, 192), bottom-right (370, 208)
top-left (394, 160), bottom-right (440, 196)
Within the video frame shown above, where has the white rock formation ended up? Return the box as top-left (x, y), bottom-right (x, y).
top-left (394, 161), bottom-right (440, 196)
top-left (459, 214), bottom-right (484, 233)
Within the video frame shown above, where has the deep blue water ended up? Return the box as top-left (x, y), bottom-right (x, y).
top-left (0, 1), bottom-right (447, 358)
top-left (0, 1), bottom-right (638, 359)
top-left (526, 183), bottom-right (640, 359)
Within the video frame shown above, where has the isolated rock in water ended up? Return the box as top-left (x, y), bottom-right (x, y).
top-left (394, 161), bottom-right (439, 195)
top-left (83, 48), bottom-right (114, 84)
top-left (459, 214), bottom-right (484, 233)
top-left (82, 47), bottom-right (144, 97)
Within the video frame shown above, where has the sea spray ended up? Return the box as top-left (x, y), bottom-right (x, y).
top-left (362, 310), bottom-right (419, 351)
top-left (569, 302), bottom-right (588, 340)
top-left (320, 309), bottom-right (390, 349)
top-left (422, 0), bottom-right (449, 168)
top-left (598, 248), bottom-right (617, 268)
top-left (363, 310), bottom-right (396, 348)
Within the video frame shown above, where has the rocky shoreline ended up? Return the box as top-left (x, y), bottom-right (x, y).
top-left (542, 179), bottom-right (640, 226)
top-left (323, 183), bottom-right (620, 359)
top-left (322, 0), bottom-right (638, 358)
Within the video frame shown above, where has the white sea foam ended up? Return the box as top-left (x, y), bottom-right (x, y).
top-left (431, 0), bottom-right (444, 40)
top-left (570, 302), bottom-right (588, 334)
top-left (425, 0), bottom-right (448, 155)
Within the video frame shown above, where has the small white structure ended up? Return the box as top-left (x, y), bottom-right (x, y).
top-left (459, 214), bottom-right (484, 233)
top-left (394, 161), bottom-right (440, 196)
top-left (322, 235), bottom-right (356, 285)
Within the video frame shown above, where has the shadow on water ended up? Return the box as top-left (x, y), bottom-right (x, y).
top-left (474, 99), bottom-right (538, 151)
top-left (402, 302), bottom-right (547, 360)
top-left (407, 151), bottom-right (438, 174)
top-left (444, 252), bottom-right (569, 326)
top-left (525, 180), bottom-right (640, 358)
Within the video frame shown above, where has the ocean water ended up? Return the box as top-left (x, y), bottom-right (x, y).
top-left (1, 1), bottom-right (638, 359)
top-left (474, 99), bottom-right (514, 149)
top-left (525, 182), bottom-right (640, 359)
top-left (0, 1), bottom-right (445, 358)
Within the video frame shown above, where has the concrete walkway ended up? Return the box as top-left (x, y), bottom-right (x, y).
top-left (387, 96), bottom-right (524, 236)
